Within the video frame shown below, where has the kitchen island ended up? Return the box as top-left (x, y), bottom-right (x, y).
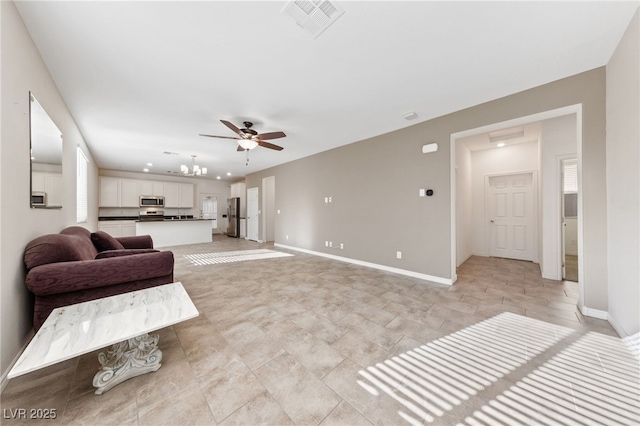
top-left (136, 219), bottom-right (213, 248)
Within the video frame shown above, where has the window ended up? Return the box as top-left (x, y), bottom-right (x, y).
top-left (76, 147), bottom-right (88, 223)
top-left (563, 161), bottom-right (578, 193)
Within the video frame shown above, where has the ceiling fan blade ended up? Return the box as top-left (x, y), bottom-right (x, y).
top-left (237, 145), bottom-right (246, 152)
top-left (256, 131), bottom-right (286, 141)
top-left (220, 119), bottom-right (243, 136)
top-left (257, 140), bottom-right (284, 151)
top-left (199, 134), bottom-right (241, 140)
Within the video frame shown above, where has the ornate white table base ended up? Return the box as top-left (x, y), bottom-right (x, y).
top-left (8, 282), bottom-right (198, 396)
top-left (93, 333), bottom-right (163, 395)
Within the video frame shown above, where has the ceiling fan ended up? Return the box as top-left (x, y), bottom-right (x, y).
top-left (199, 120), bottom-right (286, 151)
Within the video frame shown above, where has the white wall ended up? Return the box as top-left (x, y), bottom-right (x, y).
top-left (606, 8), bottom-right (640, 337)
top-left (539, 115), bottom-right (578, 280)
top-left (470, 141), bottom-right (539, 257)
top-left (1, 1), bottom-right (99, 381)
top-left (456, 142), bottom-right (472, 266)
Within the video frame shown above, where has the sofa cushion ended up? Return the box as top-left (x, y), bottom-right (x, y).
top-left (24, 234), bottom-right (97, 270)
top-left (95, 248), bottom-right (158, 259)
top-left (91, 231), bottom-right (125, 251)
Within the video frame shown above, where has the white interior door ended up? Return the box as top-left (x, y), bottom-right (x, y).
top-left (247, 187), bottom-right (259, 241)
top-left (487, 172), bottom-right (536, 261)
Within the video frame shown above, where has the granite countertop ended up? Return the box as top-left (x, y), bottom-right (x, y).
top-left (100, 216), bottom-right (214, 222)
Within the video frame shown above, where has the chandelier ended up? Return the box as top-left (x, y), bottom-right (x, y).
top-left (181, 155), bottom-right (207, 176)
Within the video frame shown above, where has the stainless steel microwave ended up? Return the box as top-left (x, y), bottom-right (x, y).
top-left (139, 196), bottom-right (164, 207)
top-left (31, 191), bottom-right (47, 206)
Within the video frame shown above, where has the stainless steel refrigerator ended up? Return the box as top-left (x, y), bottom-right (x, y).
top-left (227, 197), bottom-right (240, 237)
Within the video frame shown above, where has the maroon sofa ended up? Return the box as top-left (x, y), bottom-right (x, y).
top-left (24, 226), bottom-right (174, 331)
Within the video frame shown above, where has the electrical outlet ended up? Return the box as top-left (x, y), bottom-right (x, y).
top-left (328, 196), bottom-right (332, 203)
top-left (286, 235), bottom-right (289, 240)
top-left (325, 241), bottom-right (329, 247)
top-left (340, 243), bottom-right (344, 249)
top-left (329, 241), bottom-right (333, 248)
top-left (396, 251), bottom-right (402, 259)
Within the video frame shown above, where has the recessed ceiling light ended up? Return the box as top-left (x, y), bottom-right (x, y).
top-left (497, 143), bottom-right (506, 148)
top-left (226, 172), bottom-right (231, 176)
top-left (143, 168), bottom-right (149, 172)
top-left (147, 163), bottom-right (153, 166)
top-left (403, 111), bottom-right (418, 120)
top-left (216, 176), bottom-right (221, 180)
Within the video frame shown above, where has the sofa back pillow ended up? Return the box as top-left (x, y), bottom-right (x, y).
top-left (91, 231), bottom-right (125, 252)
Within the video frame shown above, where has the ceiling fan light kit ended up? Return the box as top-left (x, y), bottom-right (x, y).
top-left (199, 120), bottom-right (287, 160)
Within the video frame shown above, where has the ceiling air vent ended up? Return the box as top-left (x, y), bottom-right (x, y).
top-left (282, 0), bottom-right (344, 39)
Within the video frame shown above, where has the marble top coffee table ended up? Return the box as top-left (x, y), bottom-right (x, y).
top-left (8, 282), bottom-right (198, 394)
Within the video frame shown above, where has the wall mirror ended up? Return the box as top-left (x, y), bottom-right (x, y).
top-left (30, 92), bottom-right (63, 208)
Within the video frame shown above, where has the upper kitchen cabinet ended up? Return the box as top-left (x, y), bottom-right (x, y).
top-left (100, 176), bottom-right (193, 208)
top-left (179, 183), bottom-right (194, 208)
top-left (99, 177), bottom-right (120, 207)
top-left (120, 179), bottom-right (140, 207)
top-left (164, 182), bottom-right (194, 208)
top-left (140, 180), bottom-right (164, 197)
top-left (98, 177), bottom-right (138, 207)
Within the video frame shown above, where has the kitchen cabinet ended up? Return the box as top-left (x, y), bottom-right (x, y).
top-left (99, 220), bottom-right (137, 237)
top-left (179, 183), bottom-right (194, 208)
top-left (163, 182), bottom-right (180, 207)
top-left (120, 179), bottom-right (140, 207)
top-left (44, 174), bottom-right (63, 207)
top-left (99, 176), bottom-right (193, 208)
top-left (98, 221), bottom-right (121, 237)
top-left (120, 221), bottom-right (137, 237)
top-left (140, 181), bottom-right (164, 197)
top-left (99, 177), bottom-right (120, 207)
top-left (31, 173), bottom-right (45, 192)
top-left (32, 172), bottom-right (63, 207)
top-left (164, 182), bottom-right (194, 208)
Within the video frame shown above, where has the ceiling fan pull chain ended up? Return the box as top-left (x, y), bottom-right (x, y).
top-left (246, 150), bottom-right (250, 166)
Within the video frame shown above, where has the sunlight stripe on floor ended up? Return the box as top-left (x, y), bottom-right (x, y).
top-left (184, 249), bottom-right (293, 265)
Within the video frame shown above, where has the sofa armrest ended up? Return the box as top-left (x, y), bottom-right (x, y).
top-left (26, 251), bottom-right (174, 297)
top-left (95, 249), bottom-right (159, 259)
top-left (116, 235), bottom-right (154, 249)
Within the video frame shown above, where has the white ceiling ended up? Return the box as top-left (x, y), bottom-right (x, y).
top-left (16, 1), bottom-right (639, 181)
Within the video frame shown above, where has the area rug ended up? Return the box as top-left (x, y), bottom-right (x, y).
top-left (184, 249), bottom-right (293, 266)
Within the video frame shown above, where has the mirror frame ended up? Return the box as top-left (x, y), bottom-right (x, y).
top-left (30, 92), bottom-right (63, 209)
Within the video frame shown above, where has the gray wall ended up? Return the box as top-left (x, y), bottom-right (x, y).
top-left (247, 67), bottom-right (608, 310)
top-left (1, 1), bottom-right (99, 380)
top-left (606, 8), bottom-right (639, 337)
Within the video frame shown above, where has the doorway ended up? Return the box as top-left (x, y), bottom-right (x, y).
top-left (486, 171), bottom-right (537, 262)
top-left (247, 187), bottom-right (259, 241)
top-left (200, 193), bottom-right (218, 234)
top-left (450, 104), bottom-right (583, 296)
top-left (561, 158), bottom-right (579, 281)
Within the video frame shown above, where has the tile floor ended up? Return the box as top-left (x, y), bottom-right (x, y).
top-left (2, 237), bottom-right (638, 425)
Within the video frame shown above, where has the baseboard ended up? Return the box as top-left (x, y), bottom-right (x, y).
top-left (607, 313), bottom-right (631, 338)
top-left (578, 304), bottom-right (608, 321)
top-left (1, 330), bottom-right (34, 394)
top-left (275, 243), bottom-right (453, 285)
top-left (456, 252), bottom-right (473, 267)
